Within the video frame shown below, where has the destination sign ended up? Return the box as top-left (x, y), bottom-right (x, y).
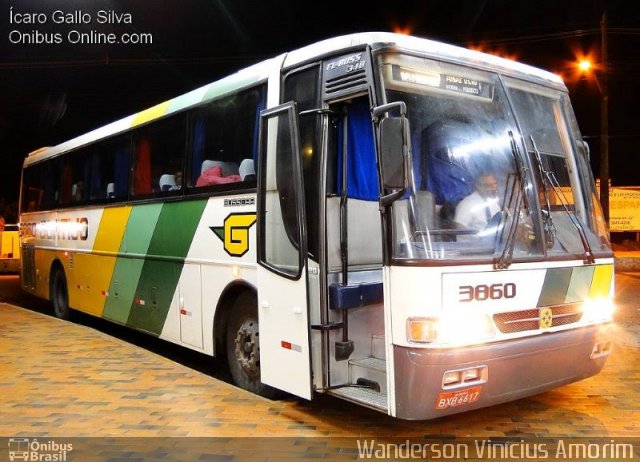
top-left (392, 65), bottom-right (493, 99)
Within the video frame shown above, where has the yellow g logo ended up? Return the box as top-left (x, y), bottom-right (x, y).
top-left (211, 213), bottom-right (257, 257)
top-left (539, 308), bottom-right (553, 329)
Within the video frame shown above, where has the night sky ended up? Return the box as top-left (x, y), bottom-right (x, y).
top-left (1, 0), bottom-right (638, 221)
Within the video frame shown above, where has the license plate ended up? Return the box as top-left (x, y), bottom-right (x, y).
top-left (436, 386), bottom-right (482, 410)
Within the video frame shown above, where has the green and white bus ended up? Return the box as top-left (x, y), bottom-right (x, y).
top-left (20, 32), bottom-right (614, 419)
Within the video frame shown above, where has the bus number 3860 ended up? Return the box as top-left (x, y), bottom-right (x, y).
top-left (458, 283), bottom-right (517, 302)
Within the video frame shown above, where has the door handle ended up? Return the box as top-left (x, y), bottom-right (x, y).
top-left (293, 306), bottom-right (302, 314)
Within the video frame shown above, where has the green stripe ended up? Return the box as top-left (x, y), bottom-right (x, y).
top-left (203, 75), bottom-right (257, 102)
top-left (168, 88), bottom-right (207, 113)
top-left (537, 267), bottom-right (573, 307)
top-left (564, 266), bottom-right (595, 303)
top-left (102, 204), bottom-right (163, 323)
top-left (127, 200), bottom-right (207, 334)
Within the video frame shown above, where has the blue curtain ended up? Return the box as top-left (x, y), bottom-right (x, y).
top-left (252, 90), bottom-right (266, 163)
top-left (114, 148), bottom-right (129, 198)
top-left (336, 100), bottom-right (379, 201)
top-left (191, 117), bottom-right (206, 181)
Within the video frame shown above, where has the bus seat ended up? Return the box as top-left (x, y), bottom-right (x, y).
top-left (106, 183), bottom-right (115, 198)
top-left (239, 159), bottom-right (255, 181)
top-left (201, 160), bottom-right (239, 177)
top-left (159, 174), bottom-right (176, 191)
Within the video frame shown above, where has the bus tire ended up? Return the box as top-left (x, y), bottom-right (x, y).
top-left (51, 266), bottom-right (71, 320)
top-left (226, 292), bottom-right (280, 399)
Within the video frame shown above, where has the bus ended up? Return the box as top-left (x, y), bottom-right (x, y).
top-left (19, 32), bottom-right (614, 420)
top-left (1, 223), bottom-right (21, 273)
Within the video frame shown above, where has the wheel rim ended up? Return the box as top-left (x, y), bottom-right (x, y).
top-left (233, 318), bottom-right (259, 379)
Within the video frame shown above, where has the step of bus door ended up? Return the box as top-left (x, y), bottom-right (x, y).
top-left (349, 356), bottom-right (387, 394)
top-left (328, 382), bottom-right (388, 413)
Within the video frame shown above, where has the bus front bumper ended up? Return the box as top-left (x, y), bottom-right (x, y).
top-left (393, 324), bottom-right (612, 420)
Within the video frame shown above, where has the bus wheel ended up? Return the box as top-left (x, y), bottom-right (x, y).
top-left (226, 293), bottom-right (279, 398)
top-left (51, 267), bottom-right (71, 320)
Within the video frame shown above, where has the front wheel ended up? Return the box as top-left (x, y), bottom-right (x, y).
top-left (51, 266), bottom-right (71, 320)
top-left (226, 292), bottom-right (280, 398)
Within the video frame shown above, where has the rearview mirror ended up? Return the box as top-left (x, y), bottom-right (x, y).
top-left (379, 117), bottom-right (405, 189)
top-left (579, 139), bottom-right (591, 161)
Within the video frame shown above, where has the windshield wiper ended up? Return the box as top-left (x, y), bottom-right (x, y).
top-left (495, 131), bottom-right (526, 270)
top-left (529, 135), bottom-right (595, 264)
top-left (529, 136), bottom-right (557, 249)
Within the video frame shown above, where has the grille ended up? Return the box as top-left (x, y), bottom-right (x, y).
top-left (325, 69), bottom-right (368, 95)
top-left (493, 304), bottom-right (583, 334)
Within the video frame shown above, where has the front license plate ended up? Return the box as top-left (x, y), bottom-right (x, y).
top-left (436, 386), bottom-right (482, 410)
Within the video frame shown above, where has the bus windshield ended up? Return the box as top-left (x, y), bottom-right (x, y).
top-left (378, 52), bottom-right (610, 263)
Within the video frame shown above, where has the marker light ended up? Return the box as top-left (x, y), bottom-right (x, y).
top-left (442, 366), bottom-right (488, 389)
top-left (407, 317), bottom-right (437, 343)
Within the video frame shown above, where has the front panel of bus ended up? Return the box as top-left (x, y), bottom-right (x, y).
top-left (373, 50), bottom-right (614, 419)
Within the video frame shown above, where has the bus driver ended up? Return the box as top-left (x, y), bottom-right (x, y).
top-left (454, 172), bottom-right (500, 231)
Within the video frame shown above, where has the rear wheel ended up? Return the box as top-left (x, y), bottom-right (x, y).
top-left (51, 266), bottom-right (71, 320)
top-left (226, 292), bottom-right (280, 398)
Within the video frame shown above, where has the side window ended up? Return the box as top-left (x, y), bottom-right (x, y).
top-left (21, 164), bottom-right (44, 212)
top-left (282, 65), bottom-right (320, 257)
top-left (132, 115), bottom-right (186, 197)
top-left (188, 85), bottom-right (265, 191)
top-left (61, 149), bottom-right (90, 205)
top-left (90, 135), bottom-right (131, 201)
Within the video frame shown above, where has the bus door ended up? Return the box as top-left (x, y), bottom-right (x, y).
top-left (256, 102), bottom-right (313, 399)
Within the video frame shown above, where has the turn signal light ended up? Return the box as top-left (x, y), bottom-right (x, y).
top-left (407, 317), bottom-right (437, 343)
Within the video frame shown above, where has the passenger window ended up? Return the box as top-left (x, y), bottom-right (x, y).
top-left (88, 134), bottom-right (131, 201)
top-left (131, 115), bottom-right (186, 197)
top-left (61, 149), bottom-right (90, 205)
top-left (188, 85), bottom-right (265, 191)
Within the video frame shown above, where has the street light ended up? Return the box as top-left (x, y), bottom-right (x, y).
top-left (578, 60), bottom-right (592, 72)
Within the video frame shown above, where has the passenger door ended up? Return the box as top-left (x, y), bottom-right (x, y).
top-left (256, 102), bottom-right (312, 399)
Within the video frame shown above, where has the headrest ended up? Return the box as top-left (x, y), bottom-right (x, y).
top-left (239, 159), bottom-right (255, 180)
top-left (159, 174), bottom-right (176, 191)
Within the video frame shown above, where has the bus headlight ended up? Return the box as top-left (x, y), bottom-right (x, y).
top-left (581, 297), bottom-right (615, 323)
top-left (437, 312), bottom-right (496, 346)
top-left (407, 313), bottom-right (496, 346)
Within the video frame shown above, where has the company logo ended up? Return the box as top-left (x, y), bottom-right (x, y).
top-left (211, 213), bottom-right (257, 257)
top-left (8, 438), bottom-right (73, 461)
top-left (540, 308), bottom-right (553, 329)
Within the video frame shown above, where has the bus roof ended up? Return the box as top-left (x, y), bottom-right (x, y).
top-left (26, 32), bottom-right (563, 166)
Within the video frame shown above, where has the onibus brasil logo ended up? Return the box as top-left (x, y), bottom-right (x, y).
top-left (8, 438), bottom-right (73, 461)
top-left (211, 213), bottom-right (257, 257)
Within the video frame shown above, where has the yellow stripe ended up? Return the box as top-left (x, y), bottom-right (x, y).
top-left (131, 101), bottom-right (171, 127)
top-left (72, 206), bottom-right (132, 316)
top-left (589, 264), bottom-right (614, 299)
